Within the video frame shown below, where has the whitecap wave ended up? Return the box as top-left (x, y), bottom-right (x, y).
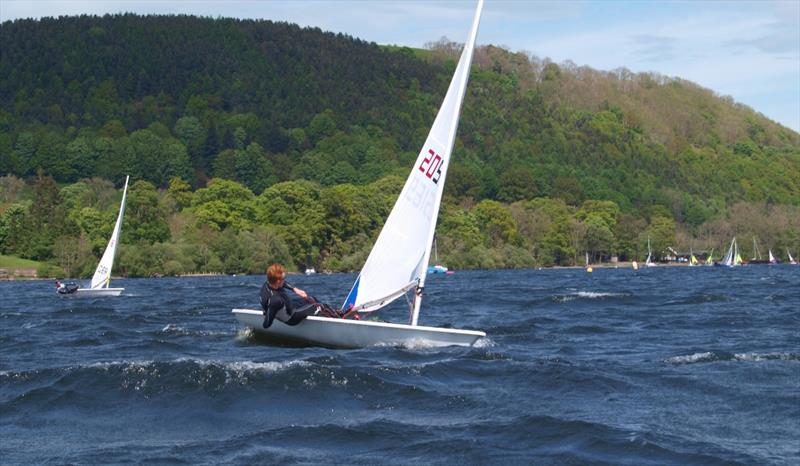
top-left (554, 291), bottom-right (629, 302)
top-left (665, 352), bottom-right (716, 364)
top-left (665, 351), bottom-right (800, 364)
top-left (734, 352), bottom-right (800, 362)
top-left (575, 291), bottom-right (627, 298)
top-left (160, 324), bottom-right (229, 337)
top-left (473, 337), bottom-right (496, 348)
top-left (161, 323), bottom-right (190, 335)
top-left (85, 358), bottom-right (311, 374)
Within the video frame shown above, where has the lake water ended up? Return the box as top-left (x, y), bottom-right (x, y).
top-left (1, 266), bottom-right (798, 465)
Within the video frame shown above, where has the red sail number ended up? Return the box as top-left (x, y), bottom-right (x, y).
top-left (418, 149), bottom-right (443, 184)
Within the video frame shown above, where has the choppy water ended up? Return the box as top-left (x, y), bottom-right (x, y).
top-left (1, 266), bottom-right (798, 465)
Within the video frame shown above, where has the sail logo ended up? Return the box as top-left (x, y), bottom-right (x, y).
top-left (418, 149), bottom-right (444, 184)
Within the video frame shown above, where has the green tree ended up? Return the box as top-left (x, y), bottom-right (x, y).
top-left (496, 168), bottom-right (538, 202)
top-left (307, 109), bottom-right (337, 145)
top-left (644, 216), bottom-right (677, 260)
top-left (473, 200), bottom-right (521, 245)
top-left (191, 178), bottom-right (256, 231)
top-left (174, 116), bottom-right (207, 165)
top-left (0, 203), bottom-right (29, 255)
top-left (583, 213), bottom-right (615, 259)
top-left (235, 142), bottom-right (275, 193)
top-left (21, 173), bottom-right (79, 260)
top-left (257, 180), bottom-right (325, 266)
top-left (124, 180), bottom-right (170, 244)
top-left (167, 176), bottom-right (193, 210)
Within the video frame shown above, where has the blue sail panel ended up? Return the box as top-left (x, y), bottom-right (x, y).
top-left (342, 275), bottom-right (360, 310)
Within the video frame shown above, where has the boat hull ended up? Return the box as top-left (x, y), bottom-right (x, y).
top-left (232, 309), bottom-right (485, 349)
top-left (69, 287), bottom-right (124, 297)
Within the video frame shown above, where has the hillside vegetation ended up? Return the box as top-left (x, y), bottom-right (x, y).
top-left (1, 15), bottom-right (798, 276)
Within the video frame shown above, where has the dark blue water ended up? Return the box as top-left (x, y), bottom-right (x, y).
top-left (2, 266), bottom-right (798, 465)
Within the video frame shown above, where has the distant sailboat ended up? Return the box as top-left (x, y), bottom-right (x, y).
top-left (749, 237), bottom-right (769, 264)
top-left (752, 237), bottom-right (760, 261)
top-left (788, 249), bottom-right (798, 265)
top-left (59, 176), bottom-right (129, 296)
top-left (705, 249), bottom-right (714, 266)
top-left (721, 237), bottom-right (740, 267)
top-left (768, 249), bottom-right (778, 264)
top-left (645, 237), bottom-right (657, 267)
top-left (585, 252), bottom-right (593, 273)
top-left (427, 236), bottom-right (449, 274)
top-left (689, 248), bottom-right (698, 266)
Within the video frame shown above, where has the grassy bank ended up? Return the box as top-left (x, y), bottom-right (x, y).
top-left (0, 254), bottom-right (43, 269)
top-left (0, 255), bottom-right (64, 279)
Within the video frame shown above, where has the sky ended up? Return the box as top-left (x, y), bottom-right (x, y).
top-left (2, 0), bottom-right (798, 132)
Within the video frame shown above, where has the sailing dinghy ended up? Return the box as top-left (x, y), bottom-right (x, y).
top-left (63, 176), bottom-right (129, 296)
top-left (720, 237), bottom-right (740, 267)
top-left (645, 237), bottom-right (656, 267)
top-left (427, 237), bottom-right (449, 274)
top-left (768, 249), bottom-right (778, 264)
top-left (233, 1), bottom-right (486, 348)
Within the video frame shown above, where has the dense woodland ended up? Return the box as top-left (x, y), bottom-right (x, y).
top-left (1, 14), bottom-right (799, 277)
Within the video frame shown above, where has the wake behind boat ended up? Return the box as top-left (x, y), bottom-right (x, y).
top-left (57, 176), bottom-right (129, 297)
top-left (234, 0), bottom-right (487, 347)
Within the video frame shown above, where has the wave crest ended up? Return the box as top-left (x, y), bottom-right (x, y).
top-left (665, 351), bottom-right (800, 364)
top-left (553, 291), bottom-right (630, 303)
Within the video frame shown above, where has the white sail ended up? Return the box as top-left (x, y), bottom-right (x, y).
top-left (90, 176), bottom-right (129, 289)
top-left (751, 237), bottom-right (761, 261)
top-left (768, 249), bottom-right (776, 264)
top-left (343, 0), bottom-right (483, 325)
top-left (789, 249), bottom-right (797, 264)
top-left (645, 237), bottom-right (655, 266)
top-left (722, 237), bottom-right (736, 267)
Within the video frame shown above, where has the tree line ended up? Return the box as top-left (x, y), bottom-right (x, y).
top-left (2, 173), bottom-right (798, 278)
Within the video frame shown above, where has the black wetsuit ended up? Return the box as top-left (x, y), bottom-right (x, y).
top-left (259, 282), bottom-right (318, 328)
top-left (57, 282), bottom-right (79, 294)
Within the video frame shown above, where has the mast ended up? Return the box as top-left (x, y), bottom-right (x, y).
top-left (410, 0), bottom-right (483, 326)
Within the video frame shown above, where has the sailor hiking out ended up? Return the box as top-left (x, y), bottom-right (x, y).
top-left (55, 280), bottom-right (79, 294)
top-left (259, 264), bottom-right (340, 329)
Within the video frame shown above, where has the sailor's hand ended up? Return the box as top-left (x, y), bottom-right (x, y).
top-left (295, 288), bottom-right (308, 299)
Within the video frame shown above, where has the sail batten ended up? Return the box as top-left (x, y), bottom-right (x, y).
top-left (343, 0), bottom-right (483, 325)
top-left (351, 281), bottom-right (419, 314)
top-left (90, 176), bottom-right (128, 289)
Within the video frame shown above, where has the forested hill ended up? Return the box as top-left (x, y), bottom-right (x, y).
top-left (2, 14), bottom-right (798, 194)
top-left (1, 14), bottom-right (799, 275)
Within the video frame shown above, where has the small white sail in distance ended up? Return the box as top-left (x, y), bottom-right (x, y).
top-left (721, 237), bottom-right (736, 267)
top-left (90, 176), bottom-right (129, 289)
top-left (343, 0), bottom-right (484, 324)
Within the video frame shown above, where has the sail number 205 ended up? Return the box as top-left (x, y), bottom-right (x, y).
top-left (418, 149), bottom-right (443, 184)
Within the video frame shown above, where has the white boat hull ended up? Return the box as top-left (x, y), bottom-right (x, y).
top-left (232, 309), bottom-right (485, 349)
top-left (69, 287), bottom-right (124, 297)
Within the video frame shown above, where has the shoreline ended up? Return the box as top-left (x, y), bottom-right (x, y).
top-left (4, 261), bottom-right (794, 281)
